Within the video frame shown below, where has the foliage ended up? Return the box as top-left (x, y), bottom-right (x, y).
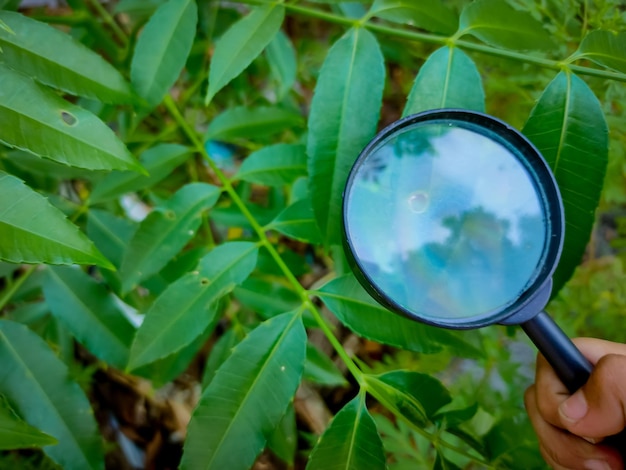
top-left (0, 0), bottom-right (625, 468)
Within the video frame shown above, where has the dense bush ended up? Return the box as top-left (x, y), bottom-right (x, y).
top-left (0, 0), bottom-right (625, 468)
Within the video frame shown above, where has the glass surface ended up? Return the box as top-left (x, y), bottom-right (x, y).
top-left (345, 122), bottom-right (548, 321)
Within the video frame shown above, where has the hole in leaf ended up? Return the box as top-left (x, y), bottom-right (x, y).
top-left (60, 111), bottom-right (77, 126)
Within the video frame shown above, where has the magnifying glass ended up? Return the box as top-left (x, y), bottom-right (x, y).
top-left (343, 109), bottom-right (594, 393)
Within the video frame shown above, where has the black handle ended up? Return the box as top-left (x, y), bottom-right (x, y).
top-left (522, 311), bottom-right (626, 455)
top-left (522, 311), bottom-right (592, 393)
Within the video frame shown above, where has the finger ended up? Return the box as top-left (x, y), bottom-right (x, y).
top-left (525, 386), bottom-right (622, 470)
top-left (559, 353), bottom-right (626, 440)
top-left (533, 338), bottom-right (626, 429)
top-left (571, 338), bottom-right (626, 365)
top-left (534, 352), bottom-right (570, 427)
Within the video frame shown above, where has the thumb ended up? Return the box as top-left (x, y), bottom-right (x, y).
top-left (558, 353), bottom-right (626, 440)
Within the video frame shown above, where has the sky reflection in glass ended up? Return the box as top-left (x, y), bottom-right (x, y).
top-left (345, 123), bottom-right (547, 321)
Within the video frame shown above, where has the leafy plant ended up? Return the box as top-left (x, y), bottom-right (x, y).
top-left (0, 0), bottom-right (625, 468)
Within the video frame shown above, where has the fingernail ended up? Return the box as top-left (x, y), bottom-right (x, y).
top-left (559, 391), bottom-right (588, 423)
top-left (583, 436), bottom-right (599, 444)
top-left (584, 459), bottom-right (611, 470)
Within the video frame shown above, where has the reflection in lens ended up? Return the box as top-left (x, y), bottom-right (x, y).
top-left (345, 122), bottom-right (548, 322)
top-left (408, 191), bottom-right (430, 213)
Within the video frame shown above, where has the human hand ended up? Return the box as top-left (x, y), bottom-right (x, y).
top-left (525, 337), bottom-right (626, 469)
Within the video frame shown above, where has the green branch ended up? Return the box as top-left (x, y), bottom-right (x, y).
top-left (239, 0), bottom-right (626, 83)
top-left (162, 94), bottom-right (496, 463)
top-left (163, 95), bottom-right (365, 385)
top-left (0, 265), bottom-right (37, 312)
top-left (30, 13), bottom-right (89, 26)
top-left (364, 381), bottom-right (493, 467)
top-left (85, 0), bottom-right (129, 48)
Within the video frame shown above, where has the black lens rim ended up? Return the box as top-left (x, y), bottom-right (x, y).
top-left (342, 109), bottom-right (565, 329)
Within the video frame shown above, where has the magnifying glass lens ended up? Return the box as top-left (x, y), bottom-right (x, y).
top-left (344, 120), bottom-right (550, 325)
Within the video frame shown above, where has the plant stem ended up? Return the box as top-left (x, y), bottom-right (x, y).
top-left (0, 265), bottom-right (37, 312)
top-left (165, 94), bottom-right (490, 461)
top-left (85, 0), bottom-right (129, 48)
top-left (241, 0), bottom-right (626, 83)
top-left (70, 202), bottom-right (89, 223)
top-left (163, 95), bottom-right (365, 384)
top-left (365, 384), bottom-right (494, 467)
top-left (31, 13), bottom-right (90, 26)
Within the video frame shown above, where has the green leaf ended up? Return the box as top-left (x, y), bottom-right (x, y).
top-left (337, 3), bottom-right (367, 18)
top-left (8, 301), bottom-right (50, 330)
top-left (434, 453), bottom-right (462, 470)
top-left (134, 318), bottom-right (216, 387)
top-left (434, 403), bottom-right (478, 428)
top-left (369, 0), bottom-right (457, 35)
top-left (156, 245), bottom-right (208, 284)
top-left (266, 30), bottom-right (297, 99)
top-left (0, 319), bottom-right (104, 469)
top-left (86, 210), bottom-right (136, 293)
top-left (201, 327), bottom-right (245, 388)
top-left (205, 106), bottom-right (303, 142)
top-left (42, 266), bottom-right (135, 370)
top-left (458, 0), bottom-right (554, 51)
top-left (0, 11), bottom-right (131, 103)
top-left (317, 275), bottom-right (482, 356)
top-left (234, 277), bottom-right (301, 319)
top-left (0, 263), bottom-right (19, 279)
top-left (257, 245), bottom-right (310, 277)
top-left (267, 198), bottom-right (323, 244)
top-left (211, 202), bottom-right (278, 229)
top-left (0, 400), bottom-right (58, 450)
top-left (365, 371), bottom-right (451, 428)
top-left (205, 5), bottom-right (285, 104)
top-left (372, 414), bottom-right (429, 466)
top-left (115, 0), bottom-right (165, 16)
top-left (307, 27), bottom-right (385, 246)
top-left (403, 46), bottom-right (484, 116)
top-left (181, 311), bottom-right (306, 470)
top-left (304, 344), bottom-right (348, 387)
top-left (443, 425), bottom-right (485, 456)
top-left (306, 394), bottom-right (386, 470)
top-left (118, 183), bottom-right (221, 293)
top-left (0, 64), bottom-right (142, 172)
top-left (522, 72), bottom-right (608, 294)
top-left (235, 143), bottom-right (307, 186)
top-left (87, 209), bottom-right (136, 269)
top-left (484, 417), bottom-right (544, 467)
top-left (267, 404), bottom-right (297, 465)
top-left (0, 0), bottom-right (19, 10)
top-left (6, 150), bottom-right (92, 180)
top-left (0, 172), bottom-right (113, 268)
top-left (573, 30), bottom-right (626, 74)
top-left (128, 242), bottom-right (259, 370)
top-left (131, 0), bottom-right (198, 108)
top-left (90, 144), bottom-right (190, 203)
top-left (0, 18), bottom-right (13, 34)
